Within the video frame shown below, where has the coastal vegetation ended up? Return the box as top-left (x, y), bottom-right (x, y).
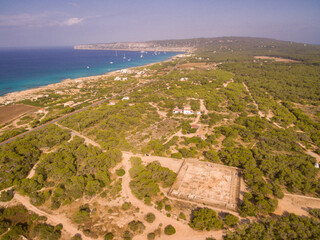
top-left (0, 37), bottom-right (319, 239)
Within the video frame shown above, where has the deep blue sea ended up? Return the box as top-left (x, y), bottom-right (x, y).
top-left (0, 47), bottom-right (180, 96)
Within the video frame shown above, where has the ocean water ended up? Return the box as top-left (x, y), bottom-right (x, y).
top-left (0, 47), bottom-right (180, 96)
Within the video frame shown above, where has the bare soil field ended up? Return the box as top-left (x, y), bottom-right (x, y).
top-left (0, 104), bottom-right (36, 124)
top-left (254, 56), bottom-right (300, 63)
top-left (177, 62), bottom-right (217, 70)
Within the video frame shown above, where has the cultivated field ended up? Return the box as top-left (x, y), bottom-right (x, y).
top-left (0, 104), bottom-right (36, 124)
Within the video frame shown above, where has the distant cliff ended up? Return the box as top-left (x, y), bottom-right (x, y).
top-left (74, 41), bottom-right (194, 52)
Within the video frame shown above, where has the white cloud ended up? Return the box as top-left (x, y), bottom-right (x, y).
top-left (63, 17), bottom-right (83, 26)
top-left (0, 13), bottom-right (84, 28)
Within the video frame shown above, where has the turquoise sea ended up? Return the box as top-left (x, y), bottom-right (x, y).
top-left (0, 47), bottom-right (180, 96)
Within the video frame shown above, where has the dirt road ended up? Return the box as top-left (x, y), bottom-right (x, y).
top-left (14, 193), bottom-right (97, 240)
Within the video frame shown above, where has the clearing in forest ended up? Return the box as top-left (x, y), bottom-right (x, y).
top-left (169, 159), bottom-right (241, 211)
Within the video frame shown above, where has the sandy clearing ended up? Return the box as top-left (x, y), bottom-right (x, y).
top-left (254, 56), bottom-right (300, 63)
top-left (276, 194), bottom-right (320, 216)
top-left (13, 193), bottom-right (95, 240)
top-left (223, 78), bottom-right (234, 88)
top-left (0, 104), bottom-right (36, 125)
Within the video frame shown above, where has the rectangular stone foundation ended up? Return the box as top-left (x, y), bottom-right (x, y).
top-left (169, 159), bottom-right (241, 211)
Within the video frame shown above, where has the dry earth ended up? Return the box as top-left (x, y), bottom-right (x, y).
top-left (0, 104), bottom-right (36, 125)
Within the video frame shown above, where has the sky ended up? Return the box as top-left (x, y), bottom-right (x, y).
top-left (0, 0), bottom-right (319, 47)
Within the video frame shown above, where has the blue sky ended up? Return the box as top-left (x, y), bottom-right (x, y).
top-left (0, 0), bottom-right (319, 47)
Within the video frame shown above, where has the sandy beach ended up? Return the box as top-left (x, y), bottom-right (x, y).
top-left (0, 54), bottom-right (185, 106)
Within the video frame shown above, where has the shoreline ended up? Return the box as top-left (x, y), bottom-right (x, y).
top-left (0, 53), bottom-right (186, 105)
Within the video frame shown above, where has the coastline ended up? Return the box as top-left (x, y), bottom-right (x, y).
top-left (0, 53), bottom-right (186, 105)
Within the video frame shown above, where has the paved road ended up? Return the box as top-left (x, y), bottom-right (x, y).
top-left (0, 58), bottom-right (183, 147)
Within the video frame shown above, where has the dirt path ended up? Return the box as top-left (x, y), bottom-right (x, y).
top-left (305, 150), bottom-right (320, 163)
top-left (26, 162), bottom-right (39, 179)
top-left (200, 99), bottom-right (208, 115)
top-left (242, 82), bottom-right (285, 130)
top-left (55, 123), bottom-right (101, 148)
top-left (223, 78), bottom-right (234, 88)
top-left (149, 102), bottom-right (167, 118)
top-left (242, 82), bottom-right (264, 118)
top-left (40, 110), bottom-right (49, 121)
top-left (14, 193), bottom-right (96, 240)
top-left (163, 128), bottom-right (201, 145)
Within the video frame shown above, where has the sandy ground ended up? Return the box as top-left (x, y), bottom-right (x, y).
top-left (254, 56), bottom-right (300, 63)
top-left (0, 104), bottom-right (36, 125)
top-left (223, 78), bottom-right (234, 88)
top-left (276, 193), bottom-right (320, 216)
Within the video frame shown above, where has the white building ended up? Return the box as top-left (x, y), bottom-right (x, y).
top-left (315, 162), bottom-right (319, 168)
top-left (114, 76), bottom-right (122, 81)
top-left (173, 108), bottom-right (183, 114)
top-left (122, 96), bottom-right (130, 100)
top-left (64, 101), bottom-right (74, 107)
top-left (183, 108), bottom-right (194, 115)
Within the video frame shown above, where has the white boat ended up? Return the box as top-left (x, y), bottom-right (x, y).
top-left (86, 66), bottom-right (90, 69)
top-left (140, 54), bottom-right (143, 58)
top-left (127, 58), bottom-right (131, 61)
top-left (123, 54), bottom-right (126, 59)
top-left (110, 62), bottom-right (113, 64)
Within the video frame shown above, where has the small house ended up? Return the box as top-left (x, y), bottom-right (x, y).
top-left (122, 96), bottom-right (130, 100)
top-left (173, 108), bottom-right (183, 114)
top-left (64, 101), bottom-right (74, 107)
top-left (109, 100), bottom-right (118, 105)
top-left (183, 107), bottom-right (194, 115)
top-left (114, 76), bottom-right (122, 81)
top-left (315, 162), bottom-right (319, 168)
top-left (37, 108), bottom-right (45, 114)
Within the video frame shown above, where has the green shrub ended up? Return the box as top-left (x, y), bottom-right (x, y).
top-left (189, 208), bottom-right (223, 231)
top-left (121, 202), bottom-right (132, 211)
top-left (145, 213), bottom-right (156, 223)
top-left (71, 234), bottom-right (82, 240)
top-left (0, 190), bottom-right (14, 202)
top-left (123, 230), bottom-right (133, 240)
top-left (309, 208), bottom-right (320, 219)
top-left (223, 214), bottom-right (239, 227)
top-left (179, 212), bottom-right (186, 220)
top-left (116, 168), bottom-right (125, 176)
top-left (165, 205), bottom-right (171, 211)
top-left (147, 232), bottom-right (155, 240)
top-left (164, 225), bottom-right (176, 235)
top-left (128, 221), bottom-right (145, 233)
top-left (104, 232), bottom-right (114, 240)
